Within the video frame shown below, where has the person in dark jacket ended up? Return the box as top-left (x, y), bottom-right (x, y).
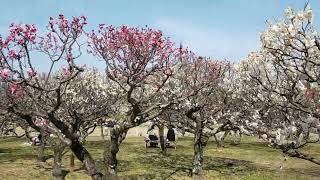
top-left (166, 127), bottom-right (176, 149)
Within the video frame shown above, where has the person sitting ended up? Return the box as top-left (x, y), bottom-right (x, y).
top-left (166, 127), bottom-right (176, 149)
top-left (32, 134), bottom-right (42, 146)
top-left (148, 134), bottom-right (159, 147)
top-left (144, 130), bottom-right (159, 148)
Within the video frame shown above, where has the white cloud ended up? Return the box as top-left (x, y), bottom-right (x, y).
top-left (154, 19), bottom-right (260, 61)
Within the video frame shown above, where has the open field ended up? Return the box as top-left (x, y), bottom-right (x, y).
top-left (0, 136), bottom-right (319, 180)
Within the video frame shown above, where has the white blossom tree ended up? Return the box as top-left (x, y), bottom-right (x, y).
top-left (234, 5), bottom-right (320, 165)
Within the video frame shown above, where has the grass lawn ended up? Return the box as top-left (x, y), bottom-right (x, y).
top-left (0, 136), bottom-right (319, 179)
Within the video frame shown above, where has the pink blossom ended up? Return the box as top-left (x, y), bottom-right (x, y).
top-left (62, 66), bottom-right (72, 76)
top-left (6, 23), bottom-right (37, 45)
top-left (38, 15), bottom-right (87, 56)
top-left (0, 39), bottom-right (3, 50)
top-left (305, 88), bottom-right (318, 100)
top-left (8, 50), bottom-right (18, 59)
top-left (0, 68), bottom-right (11, 79)
top-left (34, 118), bottom-right (49, 126)
top-left (81, 64), bottom-right (87, 69)
top-left (66, 53), bottom-right (73, 62)
top-left (48, 17), bottom-right (55, 29)
top-left (27, 69), bottom-right (37, 78)
top-left (23, 24), bottom-right (37, 43)
top-left (58, 14), bottom-right (69, 31)
top-left (88, 25), bottom-right (185, 84)
top-left (9, 83), bottom-right (26, 98)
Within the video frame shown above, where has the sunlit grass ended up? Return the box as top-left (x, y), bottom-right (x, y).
top-left (0, 136), bottom-right (319, 179)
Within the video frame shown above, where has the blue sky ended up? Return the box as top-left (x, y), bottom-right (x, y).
top-left (0, 0), bottom-right (319, 69)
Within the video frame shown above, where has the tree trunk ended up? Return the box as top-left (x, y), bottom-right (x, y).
top-left (213, 134), bottom-right (219, 147)
top-left (104, 128), bottom-right (127, 178)
top-left (69, 153), bottom-right (75, 172)
top-left (106, 135), bottom-right (119, 178)
top-left (37, 143), bottom-right (46, 163)
top-left (230, 130), bottom-right (241, 145)
top-left (16, 113), bottom-right (103, 179)
top-left (192, 121), bottom-right (207, 177)
top-left (158, 124), bottom-right (166, 155)
top-left (193, 133), bottom-right (204, 176)
top-left (214, 131), bottom-right (229, 148)
top-left (221, 130), bottom-right (229, 146)
top-left (24, 128), bottom-right (32, 140)
top-left (100, 125), bottom-right (105, 140)
top-left (70, 139), bottom-right (103, 180)
top-left (52, 146), bottom-right (65, 180)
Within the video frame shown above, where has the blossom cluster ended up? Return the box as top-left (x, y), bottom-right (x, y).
top-left (88, 25), bottom-right (188, 86)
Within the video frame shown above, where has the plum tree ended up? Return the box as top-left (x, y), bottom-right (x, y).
top-left (88, 25), bottom-right (191, 176)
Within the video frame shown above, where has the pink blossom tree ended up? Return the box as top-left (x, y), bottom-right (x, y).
top-left (88, 25), bottom-right (188, 175)
top-left (0, 15), bottom-right (104, 179)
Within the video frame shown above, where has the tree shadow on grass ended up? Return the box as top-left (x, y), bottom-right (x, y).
top-left (78, 139), bottom-right (320, 179)
top-left (213, 140), bottom-right (276, 153)
top-left (286, 167), bottom-right (320, 178)
top-left (203, 156), bottom-right (258, 175)
top-left (40, 166), bottom-right (70, 179)
top-left (123, 147), bottom-right (260, 179)
top-left (0, 147), bottom-right (37, 162)
top-left (0, 148), bottom-right (7, 153)
top-left (0, 145), bottom-right (57, 162)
